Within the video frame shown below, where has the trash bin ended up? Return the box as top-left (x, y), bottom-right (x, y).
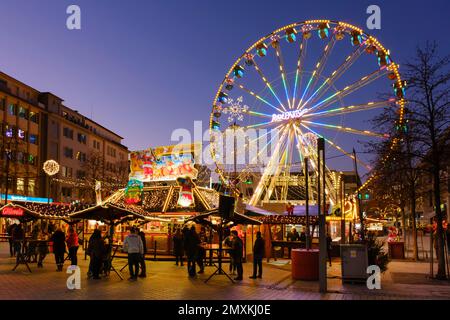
top-left (291, 249), bottom-right (319, 280)
top-left (340, 244), bottom-right (368, 283)
top-left (388, 241), bottom-right (405, 259)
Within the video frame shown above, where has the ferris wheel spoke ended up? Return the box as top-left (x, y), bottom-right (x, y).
top-left (246, 110), bottom-right (273, 119)
top-left (302, 120), bottom-right (387, 138)
top-left (297, 37), bottom-right (337, 110)
top-left (306, 67), bottom-right (389, 113)
top-left (236, 83), bottom-right (284, 113)
top-left (250, 126), bottom-right (289, 205)
top-left (307, 44), bottom-right (366, 108)
top-left (303, 99), bottom-right (396, 119)
top-left (251, 60), bottom-right (287, 111)
top-left (292, 38), bottom-right (308, 109)
top-left (300, 123), bottom-right (372, 170)
top-left (274, 45), bottom-right (292, 109)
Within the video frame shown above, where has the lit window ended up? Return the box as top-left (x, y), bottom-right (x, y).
top-left (29, 134), bottom-right (38, 145)
top-left (17, 178), bottom-right (25, 193)
top-left (8, 104), bottom-right (16, 116)
top-left (18, 107), bottom-right (28, 119)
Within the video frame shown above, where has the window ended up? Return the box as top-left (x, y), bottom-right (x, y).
top-left (76, 170), bottom-right (86, 179)
top-left (16, 152), bottom-right (25, 164)
top-left (63, 127), bottom-right (74, 139)
top-left (29, 111), bottom-right (39, 124)
top-left (62, 166), bottom-right (73, 178)
top-left (18, 106), bottom-right (28, 119)
top-left (28, 154), bottom-right (36, 166)
top-left (62, 187), bottom-right (72, 197)
top-left (93, 140), bottom-right (101, 150)
top-left (0, 98), bottom-right (5, 111)
top-left (77, 133), bottom-right (87, 144)
top-left (76, 152), bottom-right (86, 162)
top-left (29, 134), bottom-right (38, 145)
top-left (28, 179), bottom-right (35, 196)
top-left (64, 147), bottom-right (74, 159)
top-left (8, 104), bottom-right (16, 116)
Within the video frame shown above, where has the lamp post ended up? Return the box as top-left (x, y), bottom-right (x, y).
top-left (43, 160), bottom-right (60, 204)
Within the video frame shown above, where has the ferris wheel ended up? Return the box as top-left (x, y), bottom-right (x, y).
top-left (208, 20), bottom-right (406, 207)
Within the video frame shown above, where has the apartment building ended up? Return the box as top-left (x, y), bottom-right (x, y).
top-left (0, 71), bottom-right (129, 204)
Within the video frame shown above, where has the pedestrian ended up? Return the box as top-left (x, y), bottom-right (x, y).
top-left (87, 229), bottom-right (105, 279)
top-left (223, 228), bottom-right (236, 274)
top-left (249, 231), bottom-right (264, 279)
top-left (7, 222), bottom-right (17, 257)
top-left (51, 227), bottom-right (66, 271)
top-left (326, 232), bottom-right (333, 266)
top-left (231, 230), bottom-right (243, 281)
top-left (196, 235), bottom-right (205, 275)
top-left (123, 227), bottom-right (144, 281)
top-left (12, 223), bottom-right (25, 261)
top-left (37, 231), bottom-right (49, 268)
top-left (173, 228), bottom-right (184, 266)
top-left (66, 226), bottom-right (79, 266)
top-left (185, 225), bottom-right (200, 277)
top-left (138, 229), bottom-right (147, 278)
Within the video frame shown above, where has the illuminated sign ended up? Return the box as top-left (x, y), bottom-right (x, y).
top-left (271, 109), bottom-right (309, 123)
top-left (1, 207), bottom-right (24, 217)
top-left (124, 179), bottom-right (144, 205)
top-left (0, 194), bottom-right (53, 203)
top-left (130, 143), bottom-right (200, 182)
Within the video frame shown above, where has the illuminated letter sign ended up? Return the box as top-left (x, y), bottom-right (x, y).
top-left (271, 109), bottom-right (309, 123)
top-left (2, 207), bottom-right (24, 217)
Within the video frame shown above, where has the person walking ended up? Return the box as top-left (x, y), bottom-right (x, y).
top-left (173, 228), bottom-right (184, 266)
top-left (87, 229), bottom-right (105, 279)
top-left (12, 223), bottom-right (25, 261)
top-left (123, 227), bottom-right (144, 281)
top-left (138, 229), bottom-right (147, 278)
top-left (37, 231), bottom-right (49, 268)
top-left (7, 222), bottom-right (17, 257)
top-left (51, 227), bottom-right (66, 271)
top-left (66, 226), bottom-right (79, 266)
top-left (185, 225), bottom-right (200, 277)
top-left (231, 230), bottom-right (243, 281)
top-left (250, 231), bottom-right (265, 279)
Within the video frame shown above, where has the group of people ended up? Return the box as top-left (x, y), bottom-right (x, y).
top-left (173, 224), bottom-right (265, 281)
top-left (7, 222), bottom-right (79, 270)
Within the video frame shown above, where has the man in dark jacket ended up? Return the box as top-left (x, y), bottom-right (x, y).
top-left (231, 230), bottom-right (243, 281)
top-left (250, 231), bottom-right (265, 279)
top-left (51, 228), bottom-right (66, 271)
top-left (185, 226), bottom-right (200, 277)
top-left (7, 223), bottom-right (17, 257)
top-left (12, 223), bottom-right (25, 262)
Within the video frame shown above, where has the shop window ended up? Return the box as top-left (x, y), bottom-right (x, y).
top-left (17, 178), bottom-right (25, 193)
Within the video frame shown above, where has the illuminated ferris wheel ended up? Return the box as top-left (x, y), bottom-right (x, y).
top-left (208, 20), bottom-right (406, 207)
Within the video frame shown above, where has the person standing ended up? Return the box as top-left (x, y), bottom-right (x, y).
top-left (223, 228), bottom-right (236, 274)
top-left (51, 227), bottom-right (66, 271)
top-left (173, 228), bottom-right (184, 266)
top-left (37, 231), bottom-right (49, 268)
top-left (87, 229), bottom-right (105, 279)
top-left (250, 231), bottom-right (265, 279)
top-left (231, 230), bottom-right (243, 281)
top-left (326, 233), bottom-right (333, 267)
top-left (66, 226), bottom-right (79, 266)
top-left (138, 229), bottom-right (147, 278)
top-left (185, 225), bottom-right (200, 277)
top-left (123, 227), bottom-right (144, 281)
top-left (7, 222), bottom-right (17, 257)
top-left (12, 223), bottom-right (25, 261)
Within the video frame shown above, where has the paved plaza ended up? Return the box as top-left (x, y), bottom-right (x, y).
top-left (0, 243), bottom-right (449, 300)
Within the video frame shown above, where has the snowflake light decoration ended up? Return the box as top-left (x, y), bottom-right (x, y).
top-left (222, 96), bottom-right (249, 123)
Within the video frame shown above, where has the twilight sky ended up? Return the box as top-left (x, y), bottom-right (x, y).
top-left (1, 0), bottom-right (449, 173)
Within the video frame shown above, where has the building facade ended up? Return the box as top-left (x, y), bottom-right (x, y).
top-left (0, 71), bottom-right (129, 205)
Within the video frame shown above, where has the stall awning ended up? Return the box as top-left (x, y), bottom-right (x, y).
top-left (0, 203), bottom-right (40, 222)
top-left (186, 209), bottom-right (262, 226)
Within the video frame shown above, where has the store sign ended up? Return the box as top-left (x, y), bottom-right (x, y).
top-left (129, 144), bottom-right (200, 182)
top-left (1, 207), bottom-right (24, 217)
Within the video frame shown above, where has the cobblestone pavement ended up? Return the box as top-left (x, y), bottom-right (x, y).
top-left (0, 243), bottom-right (449, 300)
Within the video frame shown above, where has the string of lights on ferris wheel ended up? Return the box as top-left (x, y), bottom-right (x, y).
top-left (209, 20), bottom-right (407, 201)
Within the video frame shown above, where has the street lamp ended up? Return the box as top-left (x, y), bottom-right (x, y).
top-left (43, 160), bottom-right (60, 204)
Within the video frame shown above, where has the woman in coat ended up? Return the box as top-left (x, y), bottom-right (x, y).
top-left (87, 229), bottom-right (105, 279)
top-left (66, 226), bottom-right (79, 266)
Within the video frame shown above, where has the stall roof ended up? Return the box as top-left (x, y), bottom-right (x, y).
top-left (187, 209), bottom-right (262, 226)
